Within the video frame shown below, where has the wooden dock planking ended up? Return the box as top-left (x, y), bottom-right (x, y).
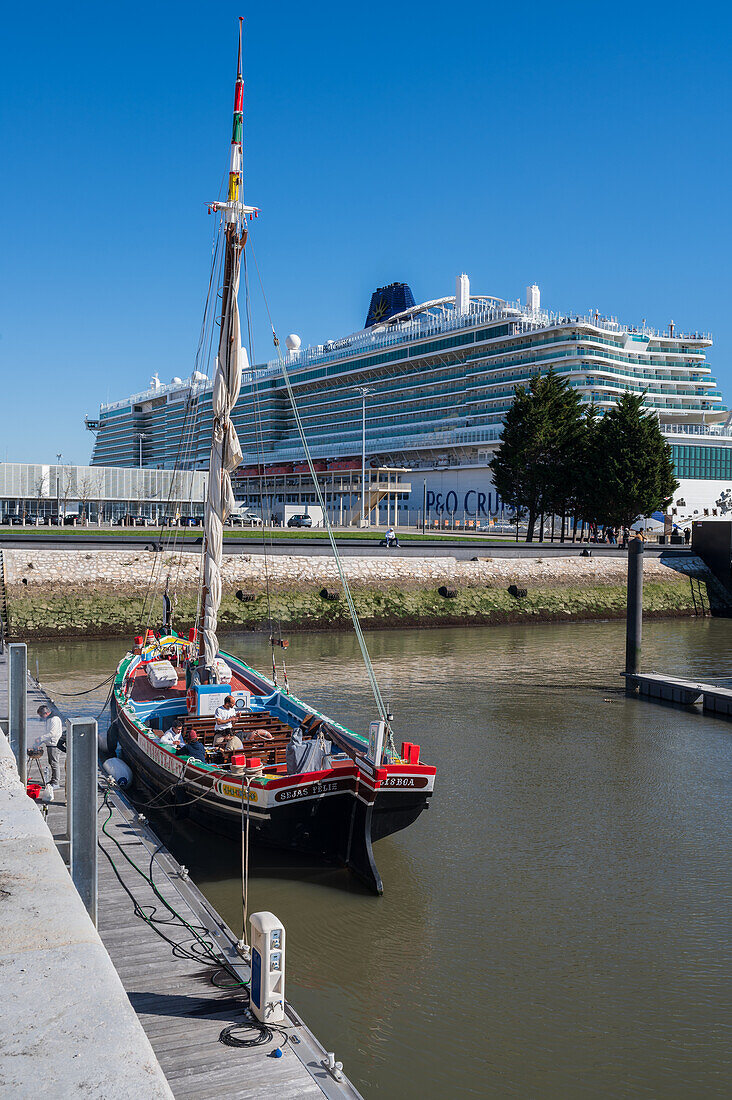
top-left (1, 648), bottom-right (361, 1099)
top-left (89, 791), bottom-right (330, 1098)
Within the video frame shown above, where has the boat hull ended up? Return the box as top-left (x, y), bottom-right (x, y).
top-left (112, 697), bottom-right (433, 894)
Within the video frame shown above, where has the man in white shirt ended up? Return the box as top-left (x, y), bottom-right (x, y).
top-left (159, 717), bottom-right (185, 748)
top-left (35, 705), bottom-right (63, 789)
top-left (213, 695), bottom-right (238, 748)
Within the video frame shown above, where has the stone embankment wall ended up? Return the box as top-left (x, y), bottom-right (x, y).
top-left (3, 549), bottom-right (727, 638)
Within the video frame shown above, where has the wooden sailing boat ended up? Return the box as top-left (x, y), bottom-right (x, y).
top-left (110, 22), bottom-right (435, 894)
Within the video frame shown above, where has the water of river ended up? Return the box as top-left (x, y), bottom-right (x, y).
top-left (29, 619), bottom-right (732, 1098)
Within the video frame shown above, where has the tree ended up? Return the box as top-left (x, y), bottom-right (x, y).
top-left (490, 370), bottom-right (584, 541)
top-left (33, 471), bottom-right (49, 520)
top-left (594, 392), bottom-right (678, 527)
top-left (571, 402), bottom-right (602, 536)
top-left (77, 473), bottom-right (103, 525)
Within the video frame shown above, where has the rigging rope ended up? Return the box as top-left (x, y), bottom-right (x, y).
top-left (242, 249), bottom-right (282, 684)
top-left (247, 234), bottom-right (390, 728)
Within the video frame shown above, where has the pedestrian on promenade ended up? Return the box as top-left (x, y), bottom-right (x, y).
top-left (34, 705), bottom-right (63, 790)
top-left (684, 527), bottom-right (691, 545)
top-left (622, 526), bottom-right (630, 549)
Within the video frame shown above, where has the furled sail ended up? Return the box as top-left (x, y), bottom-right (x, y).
top-left (202, 234), bottom-right (245, 668)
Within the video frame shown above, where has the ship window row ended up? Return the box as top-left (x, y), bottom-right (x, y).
top-left (283, 347), bottom-right (714, 413)
top-left (277, 321), bottom-right (705, 384)
top-left (287, 363), bottom-right (720, 424)
top-left (672, 445), bottom-right (732, 479)
top-left (288, 358), bottom-right (718, 418)
top-left (279, 325), bottom-right (707, 389)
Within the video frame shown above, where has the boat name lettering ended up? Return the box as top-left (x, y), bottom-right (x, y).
top-left (275, 780), bottom-right (342, 803)
top-left (141, 736), bottom-right (183, 776)
top-left (382, 776), bottom-right (428, 788)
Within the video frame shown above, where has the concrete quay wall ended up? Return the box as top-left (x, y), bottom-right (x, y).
top-left (2, 548), bottom-right (727, 637)
top-left (0, 725), bottom-right (173, 1098)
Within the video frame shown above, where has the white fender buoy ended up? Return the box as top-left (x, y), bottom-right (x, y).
top-left (102, 758), bottom-right (133, 789)
top-left (98, 720), bottom-right (120, 756)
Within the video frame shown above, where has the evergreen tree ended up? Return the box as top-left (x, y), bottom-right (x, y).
top-left (490, 370), bottom-right (584, 541)
top-left (572, 403), bottom-right (602, 533)
top-left (489, 382), bottom-right (544, 540)
top-left (594, 392), bottom-right (678, 527)
top-left (542, 372), bottom-right (585, 524)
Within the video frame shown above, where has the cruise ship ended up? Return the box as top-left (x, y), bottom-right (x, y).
top-left (87, 277), bottom-right (732, 525)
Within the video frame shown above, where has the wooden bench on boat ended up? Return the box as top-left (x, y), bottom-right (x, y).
top-left (181, 712), bottom-right (292, 740)
top-left (177, 712), bottom-right (294, 767)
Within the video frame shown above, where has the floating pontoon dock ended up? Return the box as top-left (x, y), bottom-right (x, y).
top-left (0, 644), bottom-right (362, 1099)
top-left (627, 672), bottom-right (732, 718)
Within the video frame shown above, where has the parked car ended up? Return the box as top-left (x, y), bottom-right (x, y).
top-left (114, 514), bottom-right (143, 527)
top-left (479, 522), bottom-right (525, 534)
top-left (287, 513), bottom-right (313, 528)
top-left (229, 510), bottom-right (263, 527)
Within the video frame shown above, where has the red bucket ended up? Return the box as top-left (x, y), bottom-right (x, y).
top-left (26, 782), bottom-right (42, 801)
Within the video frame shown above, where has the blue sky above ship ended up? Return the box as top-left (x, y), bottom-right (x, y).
top-left (1, 0), bottom-right (730, 462)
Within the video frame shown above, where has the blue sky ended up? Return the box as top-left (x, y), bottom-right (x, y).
top-left (1, 1), bottom-right (730, 463)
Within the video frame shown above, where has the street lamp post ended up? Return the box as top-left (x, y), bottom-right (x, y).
top-left (354, 387), bottom-right (373, 528)
top-left (55, 453), bottom-right (62, 521)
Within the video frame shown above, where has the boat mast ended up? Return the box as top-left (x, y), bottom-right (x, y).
top-left (198, 19), bottom-right (258, 674)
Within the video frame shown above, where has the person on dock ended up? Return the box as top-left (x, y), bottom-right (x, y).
top-left (213, 695), bottom-right (238, 747)
top-left (384, 525), bottom-right (399, 548)
top-left (33, 705), bottom-right (63, 790)
top-left (176, 729), bottom-right (207, 763)
top-left (159, 717), bottom-right (184, 748)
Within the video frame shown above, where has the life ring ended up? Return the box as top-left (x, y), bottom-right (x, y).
top-left (186, 688), bottom-right (197, 714)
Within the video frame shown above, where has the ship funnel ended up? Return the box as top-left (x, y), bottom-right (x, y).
top-left (526, 284), bottom-right (540, 312)
top-left (455, 273), bottom-right (470, 315)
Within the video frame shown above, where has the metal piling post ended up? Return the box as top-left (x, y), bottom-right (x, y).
top-left (69, 718), bottom-right (98, 925)
top-left (9, 642), bottom-right (27, 785)
top-left (625, 537), bottom-right (644, 692)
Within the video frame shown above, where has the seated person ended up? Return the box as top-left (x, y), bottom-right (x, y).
top-left (175, 729), bottom-right (207, 763)
top-left (212, 729), bottom-right (245, 764)
top-left (159, 717), bottom-right (185, 748)
top-left (213, 695), bottom-right (239, 748)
